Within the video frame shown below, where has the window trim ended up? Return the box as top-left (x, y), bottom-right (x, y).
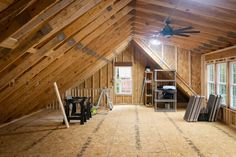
top-left (205, 60), bottom-right (236, 110)
top-left (206, 64), bottom-right (215, 98)
top-left (114, 66), bottom-right (132, 95)
top-left (216, 63), bottom-right (227, 105)
top-left (230, 61), bottom-right (236, 109)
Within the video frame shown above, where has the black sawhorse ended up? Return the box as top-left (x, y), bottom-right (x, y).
top-left (64, 96), bottom-right (92, 125)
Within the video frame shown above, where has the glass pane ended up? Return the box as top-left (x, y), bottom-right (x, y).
top-left (207, 64), bottom-right (214, 82)
top-left (232, 63), bottom-right (236, 84)
top-left (219, 84), bottom-right (226, 105)
top-left (232, 86), bottom-right (236, 108)
top-left (208, 83), bottom-right (215, 96)
top-left (115, 66), bottom-right (132, 95)
top-left (217, 63), bottom-right (226, 83)
top-left (230, 63), bottom-right (236, 108)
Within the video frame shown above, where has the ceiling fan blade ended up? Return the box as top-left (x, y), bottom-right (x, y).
top-left (179, 30), bottom-right (200, 33)
top-left (174, 26), bottom-right (193, 32)
top-left (164, 16), bottom-right (171, 25)
top-left (175, 33), bottom-right (190, 37)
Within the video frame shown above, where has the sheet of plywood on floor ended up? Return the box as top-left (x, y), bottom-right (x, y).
top-left (1, 106), bottom-right (236, 157)
top-left (191, 52), bottom-right (201, 94)
top-left (177, 47), bottom-right (190, 85)
top-left (163, 44), bottom-right (176, 70)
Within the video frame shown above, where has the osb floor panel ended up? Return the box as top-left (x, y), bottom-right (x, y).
top-left (0, 105), bottom-right (236, 157)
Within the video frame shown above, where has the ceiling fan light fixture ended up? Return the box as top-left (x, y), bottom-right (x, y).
top-left (150, 38), bottom-right (161, 45)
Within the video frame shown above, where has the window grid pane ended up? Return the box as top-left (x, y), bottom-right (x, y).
top-left (232, 86), bottom-right (236, 108)
top-left (230, 62), bottom-right (236, 108)
top-left (217, 63), bottom-right (226, 105)
top-left (207, 64), bottom-right (215, 97)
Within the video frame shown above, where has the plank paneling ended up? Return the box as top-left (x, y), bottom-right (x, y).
top-left (191, 52), bottom-right (201, 94)
top-left (163, 44), bottom-right (176, 70)
top-left (74, 43), bottom-right (157, 104)
top-left (177, 48), bottom-right (190, 85)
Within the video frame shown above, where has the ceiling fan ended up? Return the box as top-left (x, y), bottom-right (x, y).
top-left (155, 18), bottom-right (200, 38)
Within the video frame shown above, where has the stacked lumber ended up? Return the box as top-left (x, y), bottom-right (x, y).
top-left (184, 95), bottom-right (205, 122)
top-left (198, 94), bottom-right (222, 122)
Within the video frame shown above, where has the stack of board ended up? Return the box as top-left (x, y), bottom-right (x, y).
top-left (198, 94), bottom-right (222, 122)
top-left (183, 96), bottom-right (205, 122)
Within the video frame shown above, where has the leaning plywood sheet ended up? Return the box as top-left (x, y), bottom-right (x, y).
top-left (189, 96), bottom-right (200, 122)
top-left (193, 96), bottom-right (205, 122)
top-left (210, 96), bottom-right (222, 122)
top-left (209, 95), bottom-right (218, 122)
top-left (214, 96), bottom-right (223, 121)
top-left (183, 96), bottom-right (195, 121)
top-left (207, 94), bottom-right (217, 121)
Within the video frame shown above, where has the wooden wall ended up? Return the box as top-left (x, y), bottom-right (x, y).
top-left (73, 41), bottom-right (202, 105)
top-left (73, 43), bottom-right (157, 104)
top-left (149, 43), bottom-right (201, 94)
top-left (202, 47), bottom-right (236, 128)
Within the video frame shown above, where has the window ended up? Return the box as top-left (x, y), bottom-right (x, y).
top-left (217, 63), bottom-right (227, 105)
top-left (207, 64), bottom-right (215, 97)
top-left (230, 62), bottom-right (236, 109)
top-left (115, 66), bottom-right (132, 95)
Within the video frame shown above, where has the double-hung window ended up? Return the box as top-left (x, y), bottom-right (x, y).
top-left (115, 66), bottom-right (132, 95)
top-left (207, 64), bottom-right (215, 97)
top-left (217, 63), bottom-right (227, 105)
top-left (230, 62), bottom-right (236, 109)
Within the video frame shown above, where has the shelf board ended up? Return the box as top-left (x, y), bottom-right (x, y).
top-left (154, 69), bottom-right (176, 72)
top-left (145, 94), bottom-right (152, 97)
top-left (154, 89), bottom-right (177, 93)
top-left (154, 99), bottom-right (176, 103)
top-left (145, 81), bottom-right (152, 83)
top-left (154, 80), bottom-right (175, 82)
top-left (155, 108), bottom-right (176, 112)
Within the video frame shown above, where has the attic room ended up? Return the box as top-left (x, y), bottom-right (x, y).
top-left (0, 0), bottom-right (236, 156)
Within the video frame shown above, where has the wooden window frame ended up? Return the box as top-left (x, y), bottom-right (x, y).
top-left (114, 65), bottom-right (132, 95)
top-left (230, 61), bottom-right (236, 109)
top-left (206, 63), bottom-right (215, 98)
top-left (216, 63), bottom-right (227, 105)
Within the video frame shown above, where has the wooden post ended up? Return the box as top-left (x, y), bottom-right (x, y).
top-left (53, 82), bottom-right (69, 128)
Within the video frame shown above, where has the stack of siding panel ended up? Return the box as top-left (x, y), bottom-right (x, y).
top-left (184, 95), bottom-right (205, 122)
top-left (208, 95), bottom-right (222, 122)
top-left (185, 94), bottom-right (223, 122)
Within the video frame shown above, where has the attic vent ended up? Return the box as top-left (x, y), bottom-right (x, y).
top-left (106, 6), bottom-right (112, 11)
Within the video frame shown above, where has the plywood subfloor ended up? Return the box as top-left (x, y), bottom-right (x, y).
top-left (0, 105), bottom-right (236, 157)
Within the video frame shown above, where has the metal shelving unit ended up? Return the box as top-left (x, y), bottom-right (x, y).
top-left (154, 69), bottom-right (177, 111)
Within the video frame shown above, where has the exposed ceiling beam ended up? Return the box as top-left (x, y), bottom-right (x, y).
top-left (0, 0), bottom-right (57, 43)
